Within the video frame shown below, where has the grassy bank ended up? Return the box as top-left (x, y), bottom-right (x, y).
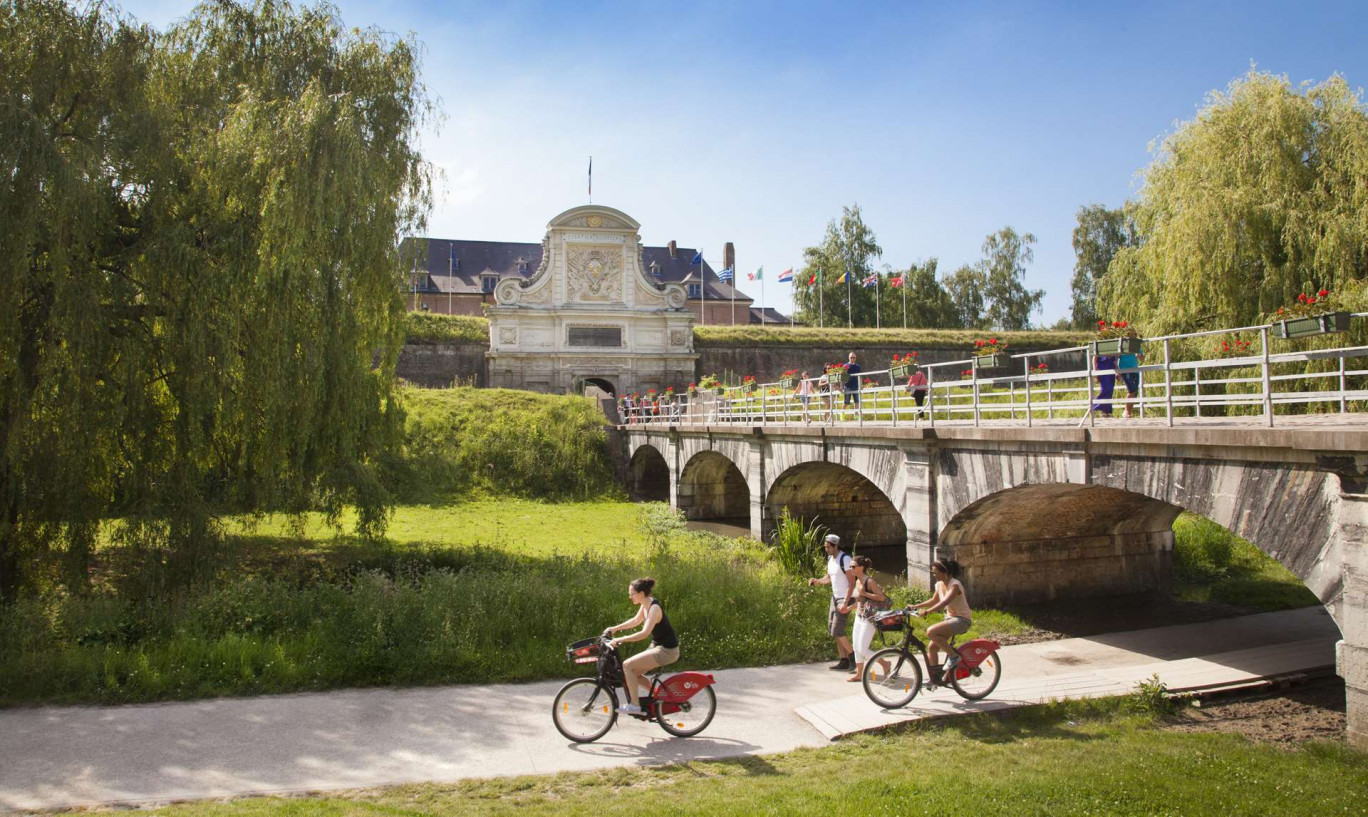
top-left (1172, 513), bottom-right (1318, 610)
top-left (1, 503), bottom-right (1029, 707)
top-left (393, 386), bottom-right (620, 503)
top-left (403, 312), bottom-right (489, 343)
top-left (145, 699), bottom-right (1366, 816)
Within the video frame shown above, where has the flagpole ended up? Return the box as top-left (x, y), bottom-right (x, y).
top-left (701, 253), bottom-right (706, 327)
top-left (819, 273), bottom-right (824, 329)
top-left (875, 273), bottom-right (881, 330)
top-left (761, 273), bottom-right (765, 326)
top-left (846, 270), bottom-right (852, 329)
top-left (902, 272), bottom-right (908, 328)
top-left (730, 268), bottom-right (735, 325)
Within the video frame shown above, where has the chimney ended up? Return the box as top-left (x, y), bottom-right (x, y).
top-left (723, 242), bottom-right (735, 274)
top-left (667, 240), bottom-right (677, 259)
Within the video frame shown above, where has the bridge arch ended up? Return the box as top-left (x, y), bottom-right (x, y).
top-left (628, 444), bottom-right (670, 502)
top-left (939, 483), bottom-right (1183, 605)
top-left (677, 451), bottom-right (749, 523)
top-left (764, 462), bottom-right (906, 569)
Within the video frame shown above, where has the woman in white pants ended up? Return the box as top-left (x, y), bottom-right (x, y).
top-left (847, 556), bottom-right (889, 682)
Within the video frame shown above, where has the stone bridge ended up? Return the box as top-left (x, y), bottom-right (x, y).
top-left (622, 421), bottom-right (1368, 747)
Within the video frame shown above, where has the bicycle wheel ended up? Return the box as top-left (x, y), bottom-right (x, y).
top-left (862, 648), bottom-right (922, 709)
top-left (552, 678), bottom-right (618, 743)
top-left (654, 686), bottom-right (717, 738)
top-left (950, 651), bottom-right (1002, 700)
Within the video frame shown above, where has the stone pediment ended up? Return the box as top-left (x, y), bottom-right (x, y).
top-left (494, 204), bottom-right (684, 311)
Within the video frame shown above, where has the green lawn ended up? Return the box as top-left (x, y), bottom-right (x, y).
top-left (226, 498), bottom-right (645, 558)
top-left (143, 700), bottom-right (1366, 816)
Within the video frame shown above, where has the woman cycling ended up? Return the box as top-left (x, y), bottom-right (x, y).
top-left (604, 577), bottom-right (679, 715)
top-left (912, 558), bottom-right (972, 681)
top-left (847, 556), bottom-right (890, 683)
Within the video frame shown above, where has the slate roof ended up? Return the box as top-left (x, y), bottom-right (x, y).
top-left (748, 306), bottom-right (792, 324)
top-left (401, 237), bottom-right (752, 302)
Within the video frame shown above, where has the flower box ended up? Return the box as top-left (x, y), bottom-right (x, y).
top-left (779, 377), bottom-right (797, 389)
top-left (974, 353), bottom-right (1011, 369)
top-left (825, 372), bottom-right (846, 387)
top-left (741, 382), bottom-right (758, 394)
top-left (890, 363), bottom-right (915, 379)
top-left (712, 386), bottom-right (726, 395)
top-left (1093, 337), bottom-right (1143, 356)
top-left (1275, 311), bottom-right (1351, 339)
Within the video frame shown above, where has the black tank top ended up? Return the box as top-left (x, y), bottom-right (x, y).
top-left (650, 598), bottom-right (679, 649)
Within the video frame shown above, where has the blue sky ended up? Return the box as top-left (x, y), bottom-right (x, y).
top-left (119, 1), bottom-right (1368, 324)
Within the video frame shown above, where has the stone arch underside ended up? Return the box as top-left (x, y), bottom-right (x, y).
top-left (677, 451), bottom-right (749, 522)
top-left (1089, 455), bottom-right (1342, 607)
top-left (939, 483), bottom-right (1183, 605)
top-left (764, 462), bottom-right (907, 573)
top-left (581, 377), bottom-right (616, 396)
top-left (628, 444), bottom-right (669, 502)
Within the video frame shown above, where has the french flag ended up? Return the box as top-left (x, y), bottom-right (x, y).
top-left (777, 268), bottom-right (794, 283)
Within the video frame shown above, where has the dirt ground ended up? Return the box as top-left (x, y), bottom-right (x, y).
top-left (1165, 678), bottom-right (1347, 744)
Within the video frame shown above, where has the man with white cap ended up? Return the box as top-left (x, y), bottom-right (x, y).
top-left (808, 533), bottom-right (856, 671)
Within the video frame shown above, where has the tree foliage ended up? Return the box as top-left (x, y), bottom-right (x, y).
top-left (1098, 69), bottom-right (1368, 334)
top-left (941, 227), bottom-right (1043, 330)
top-left (0, 0), bottom-right (433, 598)
top-left (885, 259), bottom-right (961, 329)
top-left (793, 204), bottom-right (883, 328)
top-left (1070, 204), bottom-right (1136, 329)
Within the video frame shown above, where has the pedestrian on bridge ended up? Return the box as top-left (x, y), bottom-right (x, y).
top-left (1092, 352), bottom-right (1116, 418)
top-left (843, 352), bottom-right (862, 418)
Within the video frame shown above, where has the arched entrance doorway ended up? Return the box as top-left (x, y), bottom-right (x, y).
top-left (579, 377), bottom-right (616, 397)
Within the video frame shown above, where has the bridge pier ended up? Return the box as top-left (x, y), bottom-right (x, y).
top-left (1337, 492), bottom-right (1368, 750)
top-left (902, 448), bottom-right (937, 593)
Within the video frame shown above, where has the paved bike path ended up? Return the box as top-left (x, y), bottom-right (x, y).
top-left (0, 607), bottom-right (1340, 812)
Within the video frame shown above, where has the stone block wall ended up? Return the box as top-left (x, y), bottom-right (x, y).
top-left (395, 341), bottom-right (488, 388)
top-left (951, 530), bottom-right (1172, 607)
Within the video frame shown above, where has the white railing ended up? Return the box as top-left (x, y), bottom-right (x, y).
top-left (617, 314), bottom-right (1368, 429)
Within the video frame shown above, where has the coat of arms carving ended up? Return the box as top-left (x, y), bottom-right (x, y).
top-left (567, 245), bottom-right (622, 302)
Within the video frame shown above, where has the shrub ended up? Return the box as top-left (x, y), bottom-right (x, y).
top-left (403, 313), bottom-right (489, 344)
top-left (768, 508), bottom-right (826, 578)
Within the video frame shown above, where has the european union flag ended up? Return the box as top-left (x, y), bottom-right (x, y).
top-left (691, 252), bottom-right (703, 265)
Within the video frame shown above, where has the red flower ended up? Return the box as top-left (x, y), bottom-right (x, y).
top-left (1119, 321), bottom-right (1128, 328)
top-left (1298, 293), bottom-right (1308, 302)
top-left (1308, 297), bottom-right (1318, 305)
top-left (1098, 320), bottom-right (1107, 327)
top-left (1319, 289), bottom-right (1329, 297)
top-left (1277, 308), bottom-right (1285, 314)
top-left (974, 340), bottom-right (984, 347)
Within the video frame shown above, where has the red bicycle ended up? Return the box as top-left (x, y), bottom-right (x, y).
top-left (552, 636), bottom-right (718, 743)
top-left (860, 608), bottom-right (1002, 708)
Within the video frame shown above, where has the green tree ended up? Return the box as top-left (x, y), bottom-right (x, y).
top-left (939, 227), bottom-right (1042, 331)
top-left (1070, 204), bottom-right (1136, 329)
top-left (884, 259), bottom-right (961, 328)
top-left (942, 264), bottom-right (987, 329)
top-left (1098, 69), bottom-right (1368, 334)
top-left (980, 227), bottom-right (1044, 330)
top-left (793, 204), bottom-right (883, 328)
top-left (0, 0), bottom-right (433, 598)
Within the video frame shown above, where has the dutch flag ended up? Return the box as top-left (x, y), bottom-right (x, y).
top-left (777, 268), bottom-right (794, 283)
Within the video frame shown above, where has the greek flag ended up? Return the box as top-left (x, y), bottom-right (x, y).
top-left (717, 266), bottom-right (734, 282)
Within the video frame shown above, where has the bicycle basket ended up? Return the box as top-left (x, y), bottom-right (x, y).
top-left (871, 610), bottom-right (907, 632)
top-left (566, 638), bottom-right (603, 664)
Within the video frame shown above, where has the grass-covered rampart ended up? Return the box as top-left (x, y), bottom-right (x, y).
top-left (400, 312), bottom-right (1095, 353)
top-left (694, 324), bottom-right (1093, 348)
top-left (392, 386), bottom-right (619, 503)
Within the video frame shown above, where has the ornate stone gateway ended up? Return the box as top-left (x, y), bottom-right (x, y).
top-left (487, 205), bottom-right (696, 395)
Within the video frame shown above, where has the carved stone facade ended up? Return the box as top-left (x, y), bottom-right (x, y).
top-left (487, 205), bottom-right (697, 395)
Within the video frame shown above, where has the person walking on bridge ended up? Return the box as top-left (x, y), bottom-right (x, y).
top-left (842, 352), bottom-right (862, 419)
top-left (808, 534), bottom-right (856, 671)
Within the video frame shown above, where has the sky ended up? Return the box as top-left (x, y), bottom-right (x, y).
top-left (117, 1), bottom-right (1368, 325)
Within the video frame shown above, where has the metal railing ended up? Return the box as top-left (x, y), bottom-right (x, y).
top-left (617, 314), bottom-right (1368, 429)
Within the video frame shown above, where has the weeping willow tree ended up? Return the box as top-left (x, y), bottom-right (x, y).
top-left (0, 0), bottom-right (433, 599)
top-left (1098, 69), bottom-right (1368, 335)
